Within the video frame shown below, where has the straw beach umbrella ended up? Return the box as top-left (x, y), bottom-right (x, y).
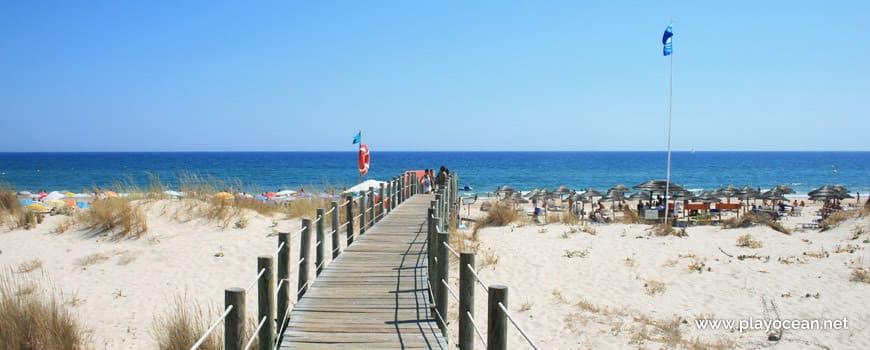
top-left (717, 185), bottom-right (740, 203)
top-left (697, 191), bottom-right (722, 203)
top-left (628, 192), bottom-right (652, 201)
top-left (775, 184), bottom-right (796, 195)
top-left (495, 185), bottom-right (515, 200)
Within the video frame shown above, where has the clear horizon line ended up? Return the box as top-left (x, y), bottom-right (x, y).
top-left (1, 149), bottom-right (869, 153)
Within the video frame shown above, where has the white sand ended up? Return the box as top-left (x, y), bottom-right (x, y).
top-left (0, 199), bottom-right (315, 349)
top-left (445, 200), bottom-right (870, 349)
top-left (3, 197), bottom-right (868, 349)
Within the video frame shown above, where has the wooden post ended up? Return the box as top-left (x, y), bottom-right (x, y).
top-left (487, 285), bottom-right (508, 350)
top-left (277, 232), bottom-right (290, 335)
top-left (459, 252), bottom-right (476, 350)
top-left (378, 183), bottom-right (385, 220)
top-left (368, 187), bottom-right (375, 227)
top-left (224, 287), bottom-right (245, 350)
top-left (427, 207), bottom-right (437, 303)
top-left (315, 208), bottom-right (325, 276)
top-left (399, 175), bottom-right (405, 203)
top-left (434, 193), bottom-right (442, 229)
top-left (410, 173), bottom-right (415, 196)
top-left (385, 180), bottom-right (391, 214)
top-left (331, 201), bottom-right (340, 259)
top-left (257, 256), bottom-right (275, 350)
top-left (391, 178), bottom-right (397, 210)
top-left (358, 194), bottom-right (366, 236)
top-left (436, 228), bottom-right (449, 336)
top-left (299, 219), bottom-right (312, 299)
top-left (346, 195), bottom-right (355, 246)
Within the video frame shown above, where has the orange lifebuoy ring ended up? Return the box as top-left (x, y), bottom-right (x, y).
top-left (358, 144), bottom-right (370, 175)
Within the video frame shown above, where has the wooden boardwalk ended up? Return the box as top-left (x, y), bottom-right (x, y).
top-left (278, 194), bottom-right (448, 349)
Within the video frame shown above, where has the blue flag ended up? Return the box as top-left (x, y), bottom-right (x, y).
top-left (662, 24), bottom-right (673, 56)
top-left (352, 131), bottom-right (361, 144)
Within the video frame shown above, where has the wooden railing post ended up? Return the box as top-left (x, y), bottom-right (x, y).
top-left (315, 208), bottom-right (325, 276)
top-left (427, 207), bottom-right (437, 303)
top-left (378, 183), bottom-right (385, 220)
top-left (277, 232), bottom-right (290, 335)
top-left (368, 187), bottom-right (375, 227)
top-left (298, 219), bottom-right (312, 298)
top-left (346, 195), bottom-right (355, 245)
top-left (487, 285), bottom-right (508, 350)
top-left (434, 193), bottom-right (442, 227)
top-left (358, 194), bottom-right (366, 236)
top-left (331, 201), bottom-right (340, 259)
top-left (225, 287), bottom-right (245, 350)
top-left (385, 180), bottom-right (391, 214)
top-left (391, 177), bottom-right (397, 210)
top-left (459, 252), bottom-right (476, 350)
top-left (399, 175), bottom-right (405, 203)
top-left (257, 256), bottom-right (275, 350)
top-left (436, 228), bottom-right (450, 336)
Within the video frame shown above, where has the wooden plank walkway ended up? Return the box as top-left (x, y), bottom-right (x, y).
top-left (278, 194), bottom-right (448, 349)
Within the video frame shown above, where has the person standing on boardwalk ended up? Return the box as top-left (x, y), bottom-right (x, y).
top-left (436, 166), bottom-right (448, 191)
top-left (421, 170), bottom-right (433, 194)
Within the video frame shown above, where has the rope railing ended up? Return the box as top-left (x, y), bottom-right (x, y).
top-left (297, 280), bottom-right (310, 295)
top-left (467, 311), bottom-right (488, 348)
top-left (273, 302), bottom-right (293, 350)
top-left (442, 241), bottom-right (460, 258)
top-left (193, 171), bottom-right (414, 350)
top-left (441, 278), bottom-right (459, 302)
top-left (189, 305), bottom-right (233, 350)
top-left (274, 279), bottom-right (286, 299)
top-left (498, 302), bottom-right (540, 350)
top-left (431, 307), bottom-right (451, 345)
top-left (274, 241), bottom-right (285, 256)
top-left (466, 263), bottom-right (489, 290)
top-left (243, 316), bottom-right (268, 350)
top-left (245, 268), bottom-right (266, 292)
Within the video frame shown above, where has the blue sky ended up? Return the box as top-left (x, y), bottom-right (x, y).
top-left (1, 1), bottom-right (868, 151)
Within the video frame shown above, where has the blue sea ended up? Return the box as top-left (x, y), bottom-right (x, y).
top-left (0, 152), bottom-right (868, 196)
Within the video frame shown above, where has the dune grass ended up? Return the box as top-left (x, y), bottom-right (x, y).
top-left (152, 297), bottom-right (220, 350)
top-left (821, 210), bottom-right (857, 231)
top-left (151, 296), bottom-right (259, 350)
top-left (722, 212), bottom-right (790, 234)
top-left (851, 267), bottom-right (870, 284)
top-left (0, 270), bottom-right (89, 349)
top-left (736, 234), bottom-right (762, 249)
top-left (478, 202), bottom-right (520, 227)
top-left (81, 198), bottom-right (148, 239)
top-left (16, 259), bottom-right (43, 274)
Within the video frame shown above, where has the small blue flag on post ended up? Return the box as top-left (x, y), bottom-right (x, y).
top-left (662, 24), bottom-right (673, 56)
top-left (352, 131), bottom-right (361, 144)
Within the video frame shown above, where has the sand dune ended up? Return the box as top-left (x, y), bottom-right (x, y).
top-left (446, 201), bottom-right (870, 349)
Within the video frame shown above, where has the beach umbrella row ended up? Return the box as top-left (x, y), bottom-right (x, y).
top-left (808, 184), bottom-right (851, 201)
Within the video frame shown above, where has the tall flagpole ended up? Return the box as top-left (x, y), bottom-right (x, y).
top-left (664, 43), bottom-right (673, 225)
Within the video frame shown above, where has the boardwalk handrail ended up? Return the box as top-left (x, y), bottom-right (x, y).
top-left (190, 171), bottom-right (420, 350)
top-left (428, 172), bottom-right (541, 350)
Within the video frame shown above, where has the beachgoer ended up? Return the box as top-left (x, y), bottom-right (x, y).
top-left (436, 166), bottom-right (447, 190)
top-left (800, 200), bottom-right (805, 207)
top-left (421, 170), bottom-right (432, 194)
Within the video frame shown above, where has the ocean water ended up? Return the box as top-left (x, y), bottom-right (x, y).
top-left (0, 152), bottom-right (868, 196)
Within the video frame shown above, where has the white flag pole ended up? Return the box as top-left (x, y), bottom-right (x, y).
top-left (664, 36), bottom-right (674, 226)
